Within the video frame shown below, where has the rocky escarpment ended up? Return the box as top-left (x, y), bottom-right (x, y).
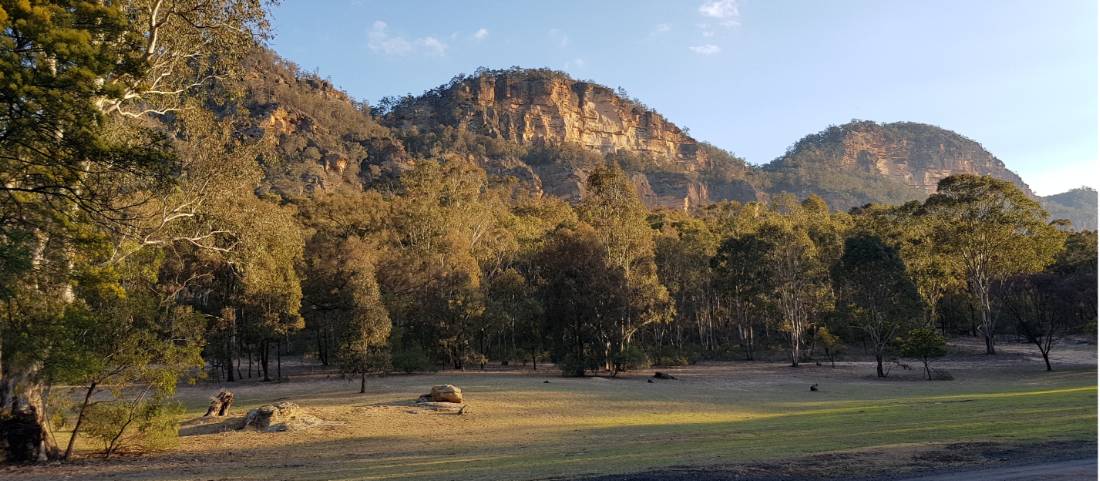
top-left (383, 68), bottom-right (758, 208)
top-left (237, 50), bottom-right (408, 198)
top-left (764, 121), bottom-right (1033, 210)
top-left (236, 54), bottom-right (1073, 220)
top-left (387, 69), bottom-right (706, 167)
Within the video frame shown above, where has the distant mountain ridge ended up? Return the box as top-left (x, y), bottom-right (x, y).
top-left (237, 53), bottom-right (1096, 229)
top-left (1041, 187), bottom-right (1098, 230)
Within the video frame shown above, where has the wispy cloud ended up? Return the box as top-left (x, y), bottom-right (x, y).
top-left (367, 20), bottom-right (448, 56)
top-left (653, 23), bottom-right (671, 34)
top-left (548, 28), bottom-right (570, 48)
top-left (689, 44), bottom-right (721, 55)
top-left (698, 0), bottom-right (740, 26)
top-left (418, 36), bottom-right (447, 55)
top-left (473, 28), bottom-right (489, 40)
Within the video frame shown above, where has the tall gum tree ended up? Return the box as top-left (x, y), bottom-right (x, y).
top-left (923, 175), bottom-right (1066, 354)
top-left (0, 0), bottom-right (272, 461)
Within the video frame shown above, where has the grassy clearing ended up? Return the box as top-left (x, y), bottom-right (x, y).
top-left (22, 348), bottom-right (1095, 481)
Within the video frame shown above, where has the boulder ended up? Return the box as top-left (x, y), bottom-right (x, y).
top-left (429, 384), bottom-right (463, 403)
top-left (241, 402), bottom-right (322, 432)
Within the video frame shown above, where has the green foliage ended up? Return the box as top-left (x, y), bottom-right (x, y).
top-left (925, 175), bottom-right (1067, 353)
top-left (558, 352), bottom-right (600, 377)
top-left (900, 328), bottom-right (948, 380)
top-left (648, 346), bottom-right (695, 367)
top-left (611, 346), bottom-right (650, 375)
top-left (900, 328), bottom-right (948, 359)
top-left (832, 234), bottom-right (923, 376)
top-left (81, 398), bottom-right (185, 457)
top-left (391, 344), bottom-right (435, 374)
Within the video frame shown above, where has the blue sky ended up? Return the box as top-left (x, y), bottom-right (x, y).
top-left (268, 0), bottom-right (1098, 195)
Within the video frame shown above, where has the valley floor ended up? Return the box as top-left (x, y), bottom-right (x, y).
top-left (2, 339), bottom-right (1096, 481)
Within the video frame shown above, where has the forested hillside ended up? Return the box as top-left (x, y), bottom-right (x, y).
top-left (1042, 187), bottom-right (1098, 230)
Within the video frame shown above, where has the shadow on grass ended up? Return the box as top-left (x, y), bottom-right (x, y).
top-left (20, 382), bottom-right (1093, 481)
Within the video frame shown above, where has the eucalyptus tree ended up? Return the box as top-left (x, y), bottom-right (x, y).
top-left (757, 220), bottom-right (829, 367)
top-left (924, 175), bottom-right (1066, 354)
top-left (653, 213), bottom-right (718, 350)
top-left (0, 0), bottom-right (273, 461)
top-left (711, 235), bottom-right (769, 360)
top-left (317, 237), bottom-right (392, 392)
top-left (851, 202), bottom-right (960, 330)
top-left (832, 234), bottom-right (923, 377)
top-left (997, 231), bottom-right (1097, 371)
top-left (577, 166), bottom-right (670, 365)
top-left (535, 224), bottom-right (629, 376)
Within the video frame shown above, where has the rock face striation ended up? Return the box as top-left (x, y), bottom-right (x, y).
top-left (389, 71), bottom-right (706, 168)
top-left (384, 68), bottom-right (759, 209)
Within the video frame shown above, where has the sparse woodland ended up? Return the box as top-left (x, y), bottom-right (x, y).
top-left (0, 0), bottom-right (1095, 464)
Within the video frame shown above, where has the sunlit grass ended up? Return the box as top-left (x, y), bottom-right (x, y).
top-left (47, 363), bottom-right (1097, 481)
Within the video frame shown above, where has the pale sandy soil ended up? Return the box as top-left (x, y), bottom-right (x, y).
top-left (1, 337), bottom-right (1095, 481)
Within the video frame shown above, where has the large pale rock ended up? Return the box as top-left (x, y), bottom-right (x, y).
top-left (241, 402), bottom-right (322, 432)
top-left (430, 384), bottom-right (463, 403)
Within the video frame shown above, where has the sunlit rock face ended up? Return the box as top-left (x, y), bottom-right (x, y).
top-left (763, 120), bottom-right (1033, 210)
top-left (385, 69), bottom-right (759, 209)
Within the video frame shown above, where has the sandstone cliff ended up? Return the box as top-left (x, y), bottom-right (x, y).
top-left (764, 121), bottom-right (1032, 209)
top-left (384, 68), bottom-right (758, 208)
top-left (239, 55), bottom-right (1077, 221)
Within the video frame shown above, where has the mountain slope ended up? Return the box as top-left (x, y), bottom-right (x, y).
top-left (762, 120), bottom-right (1032, 210)
top-left (1042, 187), bottom-right (1098, 230)
top-left (380, 68), bottom-right (760, 208)
top-left (231, 54), bottom-right (1090, 227)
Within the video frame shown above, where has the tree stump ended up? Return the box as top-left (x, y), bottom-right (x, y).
top-left (203, 389), bottom-right (235, 417)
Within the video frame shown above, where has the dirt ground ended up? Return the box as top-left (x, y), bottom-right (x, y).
top-left (2, 338), bottom-right (1096, 481)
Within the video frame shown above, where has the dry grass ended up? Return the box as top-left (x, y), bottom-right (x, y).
top-left (4, 339), bottom-right (1096, 481)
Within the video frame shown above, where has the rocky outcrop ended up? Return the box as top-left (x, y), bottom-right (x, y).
top-left (241, 402), bottom-right (324, 432)
top-left (763, 121), bottom-right (1033, 209)
top-left (384, 69), bottom-right (758, 209)
top-left (238, 52), bottom-right (1041, 213)
top-left (389, 70), bottom-right (708, 169)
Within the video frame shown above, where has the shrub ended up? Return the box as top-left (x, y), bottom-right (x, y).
top-left (611, 345), bottom-right (650, 375)
top-left (900, 328), bottom-right (948, 380)
top-left (558, 353), bottom-right (598, 377)
top-left (391, 345), bottom-right (434, 374)
top-left (649, 346), bottom-right (697, 367)
top-left (82, 398), bottom-right (184, 458)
